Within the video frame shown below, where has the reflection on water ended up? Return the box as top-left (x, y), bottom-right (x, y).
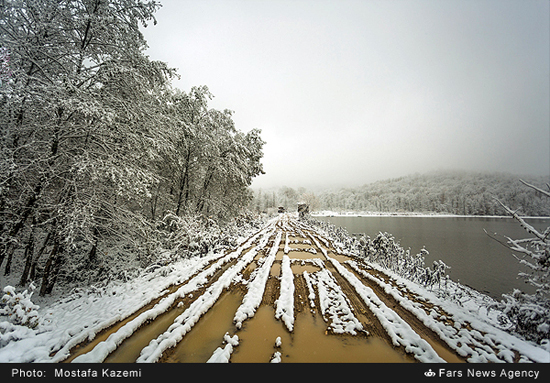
top-left (317, 216), bottom-right (550, 298)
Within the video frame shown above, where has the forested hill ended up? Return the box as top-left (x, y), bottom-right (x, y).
top-left (316, 171), bottom-right (549, 216)
top-left (253, 171), bottom-right (549, 217)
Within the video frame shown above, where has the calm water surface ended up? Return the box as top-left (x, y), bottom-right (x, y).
top-left (316, 216), bottom-right (550, 299)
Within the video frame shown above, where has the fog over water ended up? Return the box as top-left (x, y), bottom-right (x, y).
top-left (142, 0), bottom-right (550, 189)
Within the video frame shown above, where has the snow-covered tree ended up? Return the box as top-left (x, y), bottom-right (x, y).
top-left (1, 1), bottom-right (265, 295)
top-left (494, 180), bottom-right (550, 344)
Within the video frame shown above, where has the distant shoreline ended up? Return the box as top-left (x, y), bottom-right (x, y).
top-left (312, 211), bottom-right (550, 219)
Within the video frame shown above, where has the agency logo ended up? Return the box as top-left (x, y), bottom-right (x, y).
top-left (424, 369), bottom-right (436, 378)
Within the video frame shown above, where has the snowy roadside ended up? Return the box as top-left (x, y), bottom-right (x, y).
top-left (0, 254), bottom-right (212, 362)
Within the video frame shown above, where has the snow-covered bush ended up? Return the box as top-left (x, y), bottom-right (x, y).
top-left (500, 289), bottom-right (549, 343)
top-left (0, 283), bottom-right (40, 329)
top-left (360, 231), bottom-right (449, 289)
top-left (138, 210), bottom-right (267, 269)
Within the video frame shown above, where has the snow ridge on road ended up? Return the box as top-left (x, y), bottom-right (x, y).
top-left (325, 252), bottom-right (446, 363)
top-left (313, 268), bottom-right (364, 335)
top-left (275, 251), bottom-right (294, 332)
top-left (233, 230), bottom-right (281, 329)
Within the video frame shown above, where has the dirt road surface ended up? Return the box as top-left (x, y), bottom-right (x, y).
top-left (62, 214), bottom-right (535, 363)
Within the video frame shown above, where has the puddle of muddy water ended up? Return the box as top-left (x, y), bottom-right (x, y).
top-left (291, 263), bottom-right (321, 274)
top-left (329, 253), bottom-right (353, 263)
top-left (275, 250), bottom-right (285, 261)
top-left (163, 290), bottom-right (243, 363)
top-left (288, 251), bottom-right (323, 260)
top-left (286, 313), bottom-right (411, 363)
top-left (270, 262), bottom-right (281, 276)
top-left (288, 242), bottom-right (314, 250)
top-left (232, 307), bottom-right (411, 363)
top-left (230, 306), bottom-right (292, 363)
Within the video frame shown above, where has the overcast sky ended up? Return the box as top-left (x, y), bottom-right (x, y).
top-left (141, 0), bottom-right (550, 190)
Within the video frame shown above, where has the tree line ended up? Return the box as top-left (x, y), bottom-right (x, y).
top-left (0, 0), bottom-right (264, 295)
top-left (253, 170), bottom-right (550, 217)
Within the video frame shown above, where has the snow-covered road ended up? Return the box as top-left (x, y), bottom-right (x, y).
top-left (2, 214), bottom-right (547, 363)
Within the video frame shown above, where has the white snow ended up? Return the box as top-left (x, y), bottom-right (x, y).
top-left (302, 271), bottom-right (317, 309)
top-left (234, 230), bottom-right (281, 328)
top-left (311, 268), bottom-right (363, 335)
top-left (275, 252), bottom-right (295, 332)
top-left (207, 333), bottom-right (239, 363)
top-left (270, 351), bottom-right (282, 363)
top-left (346, 260), bottom-right (550, 363)
top-left (284, 232), bottom-right (290, 254)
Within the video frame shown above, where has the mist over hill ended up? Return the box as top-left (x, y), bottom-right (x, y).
top-left (252, 170), bottom-right (550, 216)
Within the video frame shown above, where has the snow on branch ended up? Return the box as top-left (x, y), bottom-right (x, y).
top-left (519, 179), bottom-right (550, 198)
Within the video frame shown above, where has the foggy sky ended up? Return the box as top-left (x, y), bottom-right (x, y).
top-left (141, 0), bottom-right (550, 190)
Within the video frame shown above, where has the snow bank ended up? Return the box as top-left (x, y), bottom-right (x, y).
top-left (275, 252), bottom-right (294, 332)
top-left (234, 230), bottom-right (281, 328)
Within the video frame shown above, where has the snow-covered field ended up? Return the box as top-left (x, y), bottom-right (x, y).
top-left (0, 214), bottom-right (548, 363)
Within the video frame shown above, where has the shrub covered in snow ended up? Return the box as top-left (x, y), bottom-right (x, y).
top-left (142, 211), bottom-right (267, 267)
top-left (0, 283), bottom-right (40, 329)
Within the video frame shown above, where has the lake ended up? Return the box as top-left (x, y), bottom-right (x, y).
top-left (315, 215), bottom-right (550, 299)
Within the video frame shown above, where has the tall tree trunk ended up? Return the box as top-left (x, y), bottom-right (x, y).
top-left (18, 220), bottom-right (36, 286)
top-left (39, 238), bottom-right (63, 296)
top-left (2, 245), bottom-right (14, 276)
top-left (196, 167), bottom-right (215, 213)
top-left (29, 230), bottom-right (51, 282)
top-left (175, 148), bottom-right (193, 216)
